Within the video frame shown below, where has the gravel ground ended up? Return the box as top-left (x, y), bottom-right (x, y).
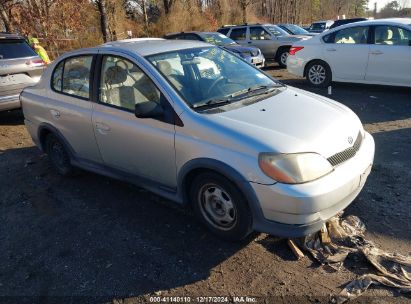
top-left (0, 65), bottom-right (410, 304)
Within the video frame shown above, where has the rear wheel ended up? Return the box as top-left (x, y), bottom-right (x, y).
top-left (277, 48), bottom-right (290, 68)
top-left (306, 60), bottom-right (332, 87)
top-left (189, 172), bottom-right (253, 241)
top-left (45, 133), bottom-right (74, 176)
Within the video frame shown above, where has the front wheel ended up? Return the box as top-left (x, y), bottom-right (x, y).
top-left (189, 172), bottom-right (253, 241)
top-left (306, 61), bottom-right (332, 87)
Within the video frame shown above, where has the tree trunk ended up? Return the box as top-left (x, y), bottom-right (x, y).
top-left (96, 0), bottom-right (109, 42)
top-left (0, 4), bottom-right (14, 32)
top-left (141, 0), bottom-right (149, 36)
top-left (163, 0), bottom-right (173, 14)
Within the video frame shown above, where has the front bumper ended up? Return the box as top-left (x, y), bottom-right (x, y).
top-left (245, 54), bottom-right (265, 68)
top-left (0, 94), bottom-right (21, 111)
top-left (251, 131), bottom-right (375, 237)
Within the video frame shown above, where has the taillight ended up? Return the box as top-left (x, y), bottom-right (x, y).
top-left (289, 46), bottom-right (304, 56)
top-left (26, 59), bottom-right (46, 67)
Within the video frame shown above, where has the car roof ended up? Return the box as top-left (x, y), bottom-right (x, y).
top-left (165, 31), bottom-right (221, 36)
top-left (100, 39), bottom-right (211, 56)
top-left (311, 20), bottom-right (334, 24)
top-left (219, 23), bottom-right (276, 28)
top-left (0, 32), bottom-right (25, 40)
top-left (321, 17), bottom-right (411, 33)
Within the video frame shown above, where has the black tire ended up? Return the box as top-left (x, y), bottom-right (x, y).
top-left (45, 133), bottom-right (74, 176)
top-left (189, 172), bottom-right (253, 241)
top-left (305, 60), bottom-right (332, 87)
top-left (277, 48), bottom-right (289, 68)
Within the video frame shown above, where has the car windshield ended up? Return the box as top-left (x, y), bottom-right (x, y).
top-left (280, 24), bottom-right (309, 35)
top-left (0, 39), bottom-right (37, 59)
top-left (310, 23), bottom-right (325, 31)
top-left (265, 25), bottom-right (289, 36)
top-left (200, 33), bottom-right (236, 46)
top-left (147, 47), bottom-right (280, 109)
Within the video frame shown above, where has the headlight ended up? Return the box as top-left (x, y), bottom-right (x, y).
top-left (258, 153), bottom-right (333, 184)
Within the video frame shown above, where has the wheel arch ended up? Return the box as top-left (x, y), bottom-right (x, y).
top-left (303, 59), bottom-right (332, 79)
top-left (37, 123), bottom-right (75, 156)
top-left (275, 45), bottom-right (291, 60)
top-left (177, 158), bottom-right (265, 223)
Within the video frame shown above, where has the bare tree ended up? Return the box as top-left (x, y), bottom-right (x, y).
top-left (0, 0), bottom-right (14, 32)
top-left (238, 0), bottom-right (251, 23)
top-left (95, 0), bottom-right (109, 42)
top-left (163, 0), bottom-right (173, 14)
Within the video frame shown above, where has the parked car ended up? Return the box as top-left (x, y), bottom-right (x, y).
top-left (21, 39), bottom-right (375, 241)
top-left (0, 33), bottom-right (45, 111)
top-left (164, 31), bottom-right (265, 68)
top-left (308, 20), bottom-right (334, 33)
top-left (277, 24), bottom-right (317, 36)
top-left (287, 18), bottom-right (411, 87)
top-left (217, 23), bottom-right (311, 67)
top-left (329, 18), bottom-right (368, 29)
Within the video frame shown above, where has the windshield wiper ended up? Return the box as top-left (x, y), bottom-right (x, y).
top-left (192, 85), bottom-right (281, 110)
top-left (230, 85), bottom-right (278, 99)
top-left (192, 98), bottom-right (233, 109)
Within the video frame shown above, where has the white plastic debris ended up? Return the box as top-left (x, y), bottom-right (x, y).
top-left (290, 212), bottom-right (411, 303)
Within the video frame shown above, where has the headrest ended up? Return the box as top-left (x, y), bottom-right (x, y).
top-left (105, 66), bottom-right (127, 85)
top-left (157, 60), bottom-right (172, 76)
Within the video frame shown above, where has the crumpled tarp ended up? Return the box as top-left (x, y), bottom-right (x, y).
top-left (295, 213), bottom-right (411, 303)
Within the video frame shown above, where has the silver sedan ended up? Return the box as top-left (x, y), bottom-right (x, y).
top-left (21, 39), bottom-right (374, 241)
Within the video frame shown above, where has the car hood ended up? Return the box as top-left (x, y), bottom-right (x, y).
top-left (223, 44), bottom-right (259, 53)
top-left (207, 87), bottom-right (363, 158)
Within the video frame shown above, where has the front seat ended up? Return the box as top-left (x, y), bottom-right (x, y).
top-left (102, 65), bottom-right (149, 110)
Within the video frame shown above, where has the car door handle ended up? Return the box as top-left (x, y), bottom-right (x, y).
top-left (248, 41), bottom-right (252, 44)
top-left (95, 122), bottom-right (111, 132)
top-left (50, 109), bottom-right (60, 118)
top-left (370, 50), bottom-right (383, 55)
top-left (326, 48), bottom-right (336, 52)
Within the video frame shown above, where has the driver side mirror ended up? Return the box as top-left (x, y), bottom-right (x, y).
top-left (135, 101), bottom-right (164, 119)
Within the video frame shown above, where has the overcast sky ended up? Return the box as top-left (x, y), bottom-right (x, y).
top-left (368, 0), bottom-right (410, 11)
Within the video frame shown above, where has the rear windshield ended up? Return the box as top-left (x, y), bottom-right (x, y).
top-left (0, 39), bottom-right (37, 60)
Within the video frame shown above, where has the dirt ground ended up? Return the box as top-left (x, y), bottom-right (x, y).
top-left (0, 65), bottom-right (410, 304)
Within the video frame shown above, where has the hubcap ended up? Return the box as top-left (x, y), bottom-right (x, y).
top-left (280, 52), bottom-right (289, 65)
top-left (308, 64), bottom-right (326, 84)
top-left (198, 184), bottom-right (237, 230)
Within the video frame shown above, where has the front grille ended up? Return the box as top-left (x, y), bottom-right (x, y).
top-left (327, 132), bottom-right (363, 166)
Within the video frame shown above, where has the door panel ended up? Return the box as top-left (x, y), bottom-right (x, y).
top-left (48, 54), bottom-right (102, 162)
top-left (92, 55), bottom-right (177, 187)
top-left (365, 25), bottom-right (411, 85)
top-left (248, 26), bottom-right (276, 59)
top-left (323, 26), bottom-right (370, 80)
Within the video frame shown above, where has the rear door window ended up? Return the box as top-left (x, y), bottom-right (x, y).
top-left (374, 25), bottom-right (411, 46)
top-left (0, 39), bottom-right (38, 59)
top-left (51, 55), bottom-right (93, 99)
top-left (230, 28), bottom-right (247, 41)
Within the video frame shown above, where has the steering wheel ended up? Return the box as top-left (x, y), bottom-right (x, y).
top-left (206, 76), bottom-right (226, 96)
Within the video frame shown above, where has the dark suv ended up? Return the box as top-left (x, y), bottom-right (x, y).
top-left (164, 31), bottom-right (265, 68)
top-left (0, 33), bottom-right (45, 111)
top-left (329, 18), bottom-right (368, 29)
